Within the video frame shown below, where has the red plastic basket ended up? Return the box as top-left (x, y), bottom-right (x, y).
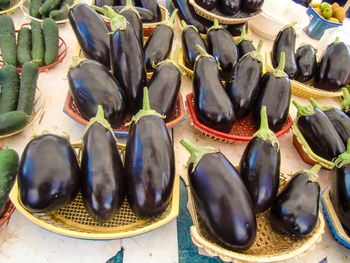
top-left (186, 93), bottom-right (293, 143)
top-left (0, 201), bottom-right (15, 227)
top-left (0, 23), bottom-right (67, 73)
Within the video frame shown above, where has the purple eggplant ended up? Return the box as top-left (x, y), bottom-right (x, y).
top-left (195, 0), bottom-right (217, 10)
top-left (235, 25), bottom-right (255, 59)
top-left (135, 0), bottom-right (161, 22)
top-left (296, 44), bottom-right (317, 83)
top-left (218, 0), bottom-right (240, 15)
top-left (242, 0), bottom-right (263, 13)
top-left (111, 6), bottom-right (156, 22)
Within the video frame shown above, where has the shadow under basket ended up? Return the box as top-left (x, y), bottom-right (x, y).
top-left (0, 201), bottom-right (16, 227)
top-left (186, 93), bottom-right (293, 143)
top-left (9, 141), bottom-right (180, 240)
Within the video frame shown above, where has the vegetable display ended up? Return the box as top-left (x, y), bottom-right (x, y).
top-left (194, 0), bottom-right (263, 16)
top-left (0, 15), bottom-right (17, 66)
top-left (30, 0), bottom-right (74, 20)
top-left (296, 44), bottom-right (317, 83)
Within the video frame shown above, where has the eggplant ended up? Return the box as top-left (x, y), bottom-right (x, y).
top-left (194, 0), bottom-right (217, 11)
top-left (225, 23), bottom-right (247, 37)
top-left (342, 87), bottom-right (350, 118)
top-left (218, 0), bottom-right (240, 15)
top-left (235, 25), bottom-right (255, 59)
top-left (193, 45), bottom-right (235, 132)
top-left (135, 0), bottom-right (161, 22)
top-left (296, 44), bottom-right (317, 83)
top-left (181, 20), bottom-right (207, 69)
top-left (207, 19), bottom-right (238, 79)
top-left (18, 134), bottom-right (81, 213)
top-left (181, 139), bottom-right (256, 251)
top-left (331, 140), bottom-right (350, 231)
top-left (270, 165), bottom-right (321, 237)
top-left (95, 0), bottom-right (114, 7)
top-left (253, 52), bottom-right (291, 131)
top-left (144, 10), bottom-right (177, 72)
top-left (226, 41), bottom-right (263, 119)
top-left (97, 6), bottom-right (146, 114)
top-left (81, 106), bottom-right (126, 222)
top-left (315, 38), bottom-right (350, 91)
top-left (272, 23), bottom-right (298, 79)
top-left (310, 98), bottom-right (350, 145)
top-left (69, 3), bottom-right (111, 68)
top-left (125, 88), bottom-right (175, 217)
top-left (241, 0), bottom-right (264, 13)
top-left (293, 100), bottom-right (345, 161)
top-left (111, 6), bottom-right (156, 22)
top-left (239, 106), bottom-right (280, 213)
top-left (68, 58), bottom-right (126, 128)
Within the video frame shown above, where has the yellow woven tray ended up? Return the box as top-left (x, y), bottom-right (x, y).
top-left (0, 0), bottom-right (22, 14)
top-left (9, 142), bottom-right (180, 239)
top-left (187, 173), bottom-right (325, 262)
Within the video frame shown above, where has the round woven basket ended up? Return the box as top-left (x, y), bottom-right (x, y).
top-left (0, 201), bottom-right (16, 227)
top-left (0, 0), bottom-right (22, 15)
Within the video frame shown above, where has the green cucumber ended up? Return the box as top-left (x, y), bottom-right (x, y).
top-left (0, 0), bottom-right (11, 10)
top-left (0, 15), bottom-right (17, 66)
top-left (0, 111), bottom-right (29, 135)
top-left (29, 0), bottom-right (43, 18)
top-left (39, 0), bottom-right (60, 17)
top-left (0, 148), bottom-right (19, 217)
top-left (17, 27), bottom-right (32, 66)
top-left (30, 20), bottom-right (44, 66)
top-left (0, 65), bottom-right (20, 114)
top-left (49, 0), bottom-right (74, 20)
top-left (17, 62), bottom-right (38, 115)
top-left (43, 18), bottom-right (58, 65)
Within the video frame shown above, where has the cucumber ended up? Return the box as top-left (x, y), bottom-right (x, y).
top-left (0, 0), bottom-right (11, 10)
top-left (30, 20), bottom-right (44, 66)
top-left (39, 0), bottom-right (60, 17)
top-left (29, 0), bottom-right (43, 18)
top-left (49, 0), bottom-right (74, 20)
top-left (0, 148), bottom-right (19, 217)
top-left (0, 15), bottom-right (17, 66)
top-left (17, 27), bottom-right (32, 66)
top-left (43, 18), bottom-right (58, 65)
top-left (0, 111), bottom-right (29, 135)
top-left (17, 62), bottom-right (38, 115)
top-left (0, 65), bottom-right (20, 115)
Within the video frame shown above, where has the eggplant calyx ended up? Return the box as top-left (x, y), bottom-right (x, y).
top-left (298, 43), bottom-right (317, 51)
top-left (195, 44), bottom-right (221, 71)
top-left (120, 0), bottom-right (141, 19)
top-left (235, 24), bottom-right (252, 45)
top-left (153, 45), bottom-right (181, 70)
top-left (93, 6), bottom-right (127, 31)
top-left (334, 139), bottom-right (350, 168)
top-left (272, 52), bottom-right (288, 78)
top-left (280, 21), bottom-right (297, 33)
top-left (248, 40), bottom-right (263, 62)
top-left (69, 56), bottom-right (84, 68)
top-left (253, 106), bottom-right (279, 147)
top-left (83, 105), bottom-right (115, 137)
top-left (208, 19), bottom-right (222, 32)
top-left (333, 36), bottom-right (341, 43)
top-left (300, 164), bottom-right (321, 183)
top-left (309, 98), bottom-right (333, 111)
top-left (341, 87), bottom-right (350, 112)
top-left (181, 20), bottom-right (198, 32)
top-left (292, 100), bottom-right (314, 117)
top-left (163, 9), bottom-right (178, 29)
top-left (180, 139), bottom-right (219, 172)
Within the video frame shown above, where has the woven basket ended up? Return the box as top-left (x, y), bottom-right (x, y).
top-left (0, 88), bottom-right (45, 140)
top-left (186, 93), bottom-right (292, 143)
top-left (187, 173), bottom-right (325, 262)
top-left (10, 141), bottom-right (180, 239)
top-left (0, 0), bottom-right (22, 14)
top-left (0, 201), bottom-right (16, 227)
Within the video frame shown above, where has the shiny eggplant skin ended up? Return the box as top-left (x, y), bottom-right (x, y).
top-left (69, 4), bottom-right (111, 68)
top-left (218, 0), bottom-right (240, 15)
top-left (241, 0), bottom-right (264, 13)
top-left (68, 59), bottom-right (126, 128)
top-left (225, 23), bottom-right (246, 37)
top-left (112, 6), bottom-right (156, 22)
top-left (237, 40), bottom-right (255, 59)
top-left (120, 8), bottom-right (144, 49)
top-left (135, 0), bottom-right (161, 21)
top-left (95, 0), bottom-right (114, 7)
top-left (194, 0), bottom-right (217, 11)
top-left (148, 62), bottom-right (181, 119)
top-left (296, 45), bottom-right (317, 83)
top-left (18, 134), bottom-right (81, 213)
top-left (270, 167), bottom-right (320, 237)
top-left (315, 40), bottom-right (350, 91)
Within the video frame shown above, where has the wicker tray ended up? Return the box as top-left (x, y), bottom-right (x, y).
top-left (9, 141), bottom-right (180, 239)
top-left (0, 24), bottom-right (67, 73)
top-left (0, 0), bottom-right (22, 14)
top-left (0, 201), bottom-right (16, 227)
top-left (321, 188), bottom-right (350, 249)
top-left (187, 173), bottom-right (325, 262)
top-left (186, 93), bottom-right (293, 143)
top-left (0, 88), bottom-right (45, 139)
top-left (265, 53), bottom-right (342, 99)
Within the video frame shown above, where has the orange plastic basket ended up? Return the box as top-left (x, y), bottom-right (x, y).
top-left (0, 201), bottom-right (15, 227)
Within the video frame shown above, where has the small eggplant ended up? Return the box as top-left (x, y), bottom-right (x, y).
top-left (207, 19), bottom-right (238, 79)
top-left (69, 3), bottom-right (111, 68)
top-left (193, 45), bottom-right (235, 132)
top-left (272, 23), bottom-right (298, 79)
top-left (342, 87), bottom-right (350, 118)
top-left (296, 44), bottom-right (317, 83)
top-left (293, 100), bottom-right (345, 161)
top-left (235, 24), bottom-right (255, 59)
top-left (226, 41), bottom-right (263, 119)
top-left (194, 0), bottom-right (217, 11)
top-left (315, 38), bottom-right (350, 91)
top-left (144, 9), bottom-right (177, 72)
top-left (218, 0), bottom-right (240, 15)
top-left (310, 98), bottom-right (350, 145)
top-left (181, 20), bottom-right (207, 69)
top-left (270, 165), bottom-right (321, 237)
top-left (241, 0), bottom-right (263, 13)
top-left (18, 134), bottom-right (81, 213)
top-left (331, 139), bottom-right (350, 231)
top-left (81, 106), bottom-right (126, 222)
top-left (253, 52), bottom-right (291, 131)
top-left (239, 106), bottom-right (280, 214)
top-left (111, 6), bottom-right (156, 22)
top-left (125, 88), bottom-right (175, 218)
top-left (225, 23), bottom-right (247, 37)
top-left (68, 58), bottom-right (126, 128)
top-left (136, 0), bottom-right (161, 22)
top-left (181, 139), bottom-right (256, 251)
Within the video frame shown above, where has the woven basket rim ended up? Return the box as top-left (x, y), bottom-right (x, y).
top-left (0, 201), bottom-right (16, 227)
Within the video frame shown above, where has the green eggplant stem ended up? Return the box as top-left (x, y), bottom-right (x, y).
top-left (126, 0), bottom-right (133, 7)
top-left (272, 52), bottom-right (288, 78)
top-left (256, 40), bottom-right (263, 53)
top-left (94, 6), bottom-right (127, 31)
top-left (83, 105), bottom-right (115, 137)
top-left (236, 24), bottom-right (252, 44)
top-left (195, 44), bottom-right (208, 57)
top-left (309, 97), bottom-right (333, 111)
top-left (181, 19), bottom-right (198, 32)
top-left (250, 40), bottom-right (263, 61)
top-left (121, 0), bottom-right (140, 17)
top-left (305, 164), bottom-right (321, 182)
top-left (165, 9), bottom-right (178, 28)
top-left (342, 87), bottom-right (350, 112)
top-left (253, 106), bottom-right (278, 146)
top-left (334, 139), bottom-right (350, 168)
top-left (70, 56), bottom-right (84, 68)
top-left (334, 36), bottom-right (340, 43)
top-left (209, 19), bottom-right (221, 31)
top-left (292, 100), bottom-right (314, 117)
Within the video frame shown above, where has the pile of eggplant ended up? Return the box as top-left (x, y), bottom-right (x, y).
top-left (68, 4), bottom-right (181, 126)
top-left (272, 24), bottom-right (350, 91)
top-left (181, 107), bottom-right (320, 251)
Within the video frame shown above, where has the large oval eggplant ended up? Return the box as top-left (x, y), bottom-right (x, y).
top-left (135, 0), bottom-right (161, 22)
top-left (207, 19), bottom-right (238, 79)
top-left (293, 101), bottom-right (345, 161)
top-left (296, 44), bottom-right (317, 83)
top-left (181, 139), bottom-right (256, 251)
top-left (272, 23), bottom-right (298, 79)
top-left (69, 4), bottom-right (110, 68)
top-left (193, 45), bottom-right (235, 132)
top-left (111, 5), bottom-right (156, 22)
top-left (125, 88), bottom-right (175, 218)
top-left (81, 106), bottom-right (126, 222)
top-left (241, 0), bottom-right (263, 13)
top-left (342, 87), bottom-right (350, 118)
top-left (235, 25), bottom-right (255, 59)
top-left (218, 0), bottom-right (240, 15)
top-left (68, 59), bottom-right (126, 128)
top-left (270, 165), bottom-right (321, 237)
top-left (195, 0), bottom-right (217, 10)
top-left (226, 41), bottom-right (262, 119)
top-left (253, 52), bottom-right (291, 131)
top-left (18, 134), bottom-right (81, 213)
top-left (239, 106), bottom-right (280, 213)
